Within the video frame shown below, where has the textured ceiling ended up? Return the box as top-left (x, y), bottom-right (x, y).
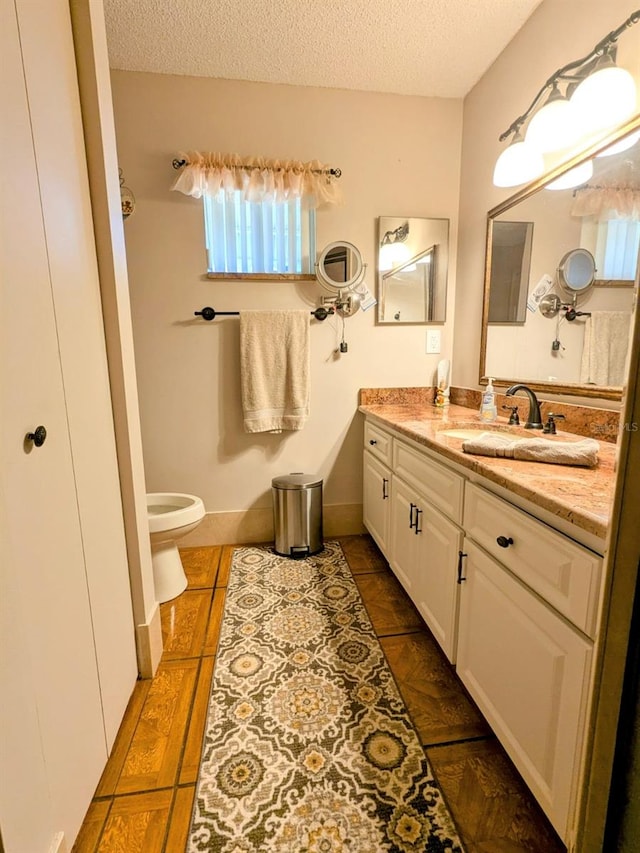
top-left (103, 0), bottom-right (543, 98)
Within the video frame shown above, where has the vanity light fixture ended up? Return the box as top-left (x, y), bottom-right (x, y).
top-left (545, 158), bottom-right (594, 191)
top-left (379, 221), bottom-right (410, 271)
top-left (596, 129), bottom-right (640, 157)
top-left (492, 130), bottom-right (545, 188)
top-left (493, 10), bottom-right (639, 188)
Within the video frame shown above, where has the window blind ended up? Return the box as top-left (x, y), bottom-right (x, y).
top-left (204, 190), bottom-right (316, 275)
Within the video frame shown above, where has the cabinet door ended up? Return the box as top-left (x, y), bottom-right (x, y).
top-left (413, 504), bottom-right (463, 663)
top-left (363, 450), bottom-right (391, 555)
top-left (457, 541), bottom-right (592, 842)
top-left (389, 477), bottom-right (420, 597)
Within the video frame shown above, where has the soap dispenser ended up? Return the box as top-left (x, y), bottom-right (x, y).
top-left (480, 378), bottom-right (498, 422)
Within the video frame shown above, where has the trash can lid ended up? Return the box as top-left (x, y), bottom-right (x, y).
top-left (272, 472), bottom-right (323, 490)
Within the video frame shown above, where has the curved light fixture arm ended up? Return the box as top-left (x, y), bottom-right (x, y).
top-left (380, 222), bottom-right (409, 245)
top-left (498, 10), bottom-right (640, 143)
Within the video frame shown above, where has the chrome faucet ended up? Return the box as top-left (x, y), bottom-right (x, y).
top-left (505, 384), bottom-right (543, 429)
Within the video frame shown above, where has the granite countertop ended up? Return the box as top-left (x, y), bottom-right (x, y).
top-left (359, 401), bottom-right (617, 540)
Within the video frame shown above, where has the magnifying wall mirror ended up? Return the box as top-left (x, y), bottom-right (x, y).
top-left (557, 248), bottom-right (596, 297)
top-left (316, 241), bottom-right (364, 291)
top-left (376, 216), bottom-right (449, 324)
top-left (480, 115), bottom-right (640, 400)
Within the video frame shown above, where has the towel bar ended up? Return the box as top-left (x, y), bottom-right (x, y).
top-left (563, 307), bottom-right (591, 321)
top-left (194, 307), bottom-right (335, 322)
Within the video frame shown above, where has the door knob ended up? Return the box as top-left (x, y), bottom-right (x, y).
top-left (26, 425), bottom-right (47, 447)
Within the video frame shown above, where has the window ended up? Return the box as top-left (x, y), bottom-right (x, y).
top-left (171, 152), bottom-right (342, 278)
top-left (203, 190), bottom-right (316, 275)
top-left (593, 218), bottom-right (640, 281)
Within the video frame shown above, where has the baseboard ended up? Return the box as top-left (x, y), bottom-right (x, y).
top-left (178, 504), bottom-right (365, 546)
top-left (135, 602), bottom-right (163, 678)
top-left (324, 504), bottom-right (367, 537)
top-left (49, 832), bottom-right (67, 853)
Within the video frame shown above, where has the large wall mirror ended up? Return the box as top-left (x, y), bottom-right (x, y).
top-left (481, 115), bottom-right (640, 400)
top-left (376, 216), bottom-right (449, 324)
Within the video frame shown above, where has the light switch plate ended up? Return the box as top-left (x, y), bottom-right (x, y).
top-left (426, 329), bottom-right (441, 354)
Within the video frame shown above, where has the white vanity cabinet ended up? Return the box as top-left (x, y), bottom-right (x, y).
top-left (389, 475), bottom-right (463, 660)
top-left (362, 421), bottom-right (465, 663)
top-left (457, 483), bottom-right (602, 843)
top-left (361, 414), bottom-right (606, 846)
top-left (388, 439), bottom-right (464, 662)
top-left (362, 421), bottom-right (393, 554)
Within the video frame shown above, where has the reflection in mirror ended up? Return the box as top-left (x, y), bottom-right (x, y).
top-left (488, 221), bottom-right (534, 323)
top-left (377, 216), bottom-right (449, 324)
top-left (557, 248), bottom-right (596, 297)
top-left (316, 241), bottom-right (364, 290)
top-left (481, 117), bottom-right (640, 399)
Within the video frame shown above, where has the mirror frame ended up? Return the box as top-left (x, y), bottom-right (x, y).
top-left (480, 113), bottom-right (640, 401)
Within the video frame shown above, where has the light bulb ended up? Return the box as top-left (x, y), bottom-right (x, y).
top-left (546, 159), bottom-right (593, 191)
top-left (570, 54), bottom-right (637, 136)
top-left (493, 132), bottom-right (545, 187)
top-left (378, 243), bottom-right (393, 271)
top-left (596, 129), bottom-right (640, 157)
top-left (379, 241), bottom-right (410, 271)
top-left (526, 86), bottom-right (580, 152)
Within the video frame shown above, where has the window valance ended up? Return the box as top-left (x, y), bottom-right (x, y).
top-left (571, 184), bottom-right (640, 221)
top-left (171, 152), bottom-right (342, 209)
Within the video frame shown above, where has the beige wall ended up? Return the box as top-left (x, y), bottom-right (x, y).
top-left (455, 0), bottom-right (640, 400)
top-left (111, 72), bottom-right (462, 536)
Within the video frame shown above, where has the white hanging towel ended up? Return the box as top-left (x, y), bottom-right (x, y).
top-left (240, 309), bottom-right (310, 433)
top-left (580, 311), bottom-right (631, 386)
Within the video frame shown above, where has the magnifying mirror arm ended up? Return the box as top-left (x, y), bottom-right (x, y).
top-left (320, 264), bottom-right (368, 317)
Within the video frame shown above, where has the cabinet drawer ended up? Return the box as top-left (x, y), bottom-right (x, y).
top-left (393, 439), bottom-right (464, 524)
top-left (364, 421), bottom-right (393, 466)
top-left (464, 483), bottom-right (601, 637)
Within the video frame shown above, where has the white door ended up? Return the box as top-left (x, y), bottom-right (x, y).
top-left (0, 0), bottom-right (107, 848)
top-left (363, 450), bottom-right (391, 554)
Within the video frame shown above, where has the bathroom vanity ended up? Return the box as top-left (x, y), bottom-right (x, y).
top-left (360, 393), bottom-right (615, 846)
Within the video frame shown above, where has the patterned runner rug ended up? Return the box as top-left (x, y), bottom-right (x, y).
top-left (187, 541), bottom-right (464, 852)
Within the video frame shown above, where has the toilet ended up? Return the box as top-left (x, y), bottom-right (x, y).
top-left (146, 492), bottom-right (205, 603)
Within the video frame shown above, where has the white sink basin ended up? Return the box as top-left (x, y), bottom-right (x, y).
top-left (439, 428), bottom-right (501, 440)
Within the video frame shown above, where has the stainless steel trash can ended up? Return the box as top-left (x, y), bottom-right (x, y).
top-left (272, 473), bottom-right (323, 557)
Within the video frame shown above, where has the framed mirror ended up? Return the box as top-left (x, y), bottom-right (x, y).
top-left (376, 216), bottom-right (449, 324)
top-left (480, 115), bottom-right (640, 400)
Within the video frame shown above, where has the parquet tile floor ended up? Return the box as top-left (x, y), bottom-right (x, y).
top-left (72, 536), bottom-right (565, 852)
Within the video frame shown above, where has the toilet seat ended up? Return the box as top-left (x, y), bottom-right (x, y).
top-left (147, 492), bottom-right (205, 534)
